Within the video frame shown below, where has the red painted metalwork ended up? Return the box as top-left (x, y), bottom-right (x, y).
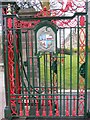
top-left (80, 16), bottom-right (85, 27)
top-left (25, 96), bottom-right (29, 116)
top-left (13, 1), bottom-right (87, 117)
top-left (7, 16), bottom-right (17, 115)
top-left (3, 0), bottom-right (87, 118)
top-left (36, 96), bottom-right (40, 117)
top-left (72, 96), bottom-right (76, 116)
top-left (55, 96), bottom-right (60, 116)
top-left (42, 95), bottom-right (45, 106)
top-left (42, 95), bottom-right (46, 116)
top-left (78, 15), bottom-right (86, 116)
top-left (2, 8), bottom-right (8, 15)
top-left (19, 96), bottom-right (23, 116)
top-left (15, 33), bottom-right (21, 95)
top-left (78, 89), bottom-right (85, 115)
top-left (14, 18), bottom-right (40, 29)
top-left (13, 0), bottom-right (86, 29)
top-left (66, 96), bottom-right (69, 116)
top-left (48, 95), bottom-right (53, 116)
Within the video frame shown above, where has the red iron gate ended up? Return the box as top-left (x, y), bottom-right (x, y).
top-left (2, 1), bottom-right (89, 119)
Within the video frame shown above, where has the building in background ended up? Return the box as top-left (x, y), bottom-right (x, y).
top-left (65, 29), bottom-right (77, 49)
top-left (64, 1), bottom-right (90, 50)
top-left (88, 2), bottom-right (90, 47)
top-left (0, 2), bottom-right (3, 63)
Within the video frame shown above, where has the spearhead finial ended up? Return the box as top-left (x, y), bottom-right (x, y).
top-left (7, 3), bottom-right (12, 15)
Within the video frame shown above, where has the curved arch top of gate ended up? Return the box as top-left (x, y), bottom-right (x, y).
top-left (34, 20), bottom-right (58, 53)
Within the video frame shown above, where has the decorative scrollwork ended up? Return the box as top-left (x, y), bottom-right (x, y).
top-left (78, 15), bottom-right (86, 116)
top-left (8, 30), bottom-right (17, 115)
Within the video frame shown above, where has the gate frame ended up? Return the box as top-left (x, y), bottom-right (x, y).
top-left (1, 1), bottom-right (90, 119)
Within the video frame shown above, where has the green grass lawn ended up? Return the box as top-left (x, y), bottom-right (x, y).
top-left (61, 53), bottom-right (90, 89)
top-left (40, 53), bottom-right (90, 89)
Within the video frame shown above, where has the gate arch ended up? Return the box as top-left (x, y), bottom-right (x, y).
top-left (34, 20), bottom-right (58, 54)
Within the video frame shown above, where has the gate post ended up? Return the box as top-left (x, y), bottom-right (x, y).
top-left (4, 3), bottom-right (12, 120)
top-left (4, 106), bottom-right (11, 120)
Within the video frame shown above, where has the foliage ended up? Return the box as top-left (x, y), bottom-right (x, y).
top-left (57, 48), bottom-right (71, 55)
top-left (88, 46), bottom-right (90, 52)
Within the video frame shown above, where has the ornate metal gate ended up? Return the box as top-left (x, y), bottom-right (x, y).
top-left (2, 1), bottom-right (88, 119)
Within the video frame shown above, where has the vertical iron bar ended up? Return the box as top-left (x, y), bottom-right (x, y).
top-left (50, 52), bottom-right (52, 94)
top-left (38, 52), bottom-right (41, 111)
top-left (59, 28), bottom-right (62, 116)
top-left (77, 15), bottom-right (80, 116)
top-left (84, 1), bottom-right (88, 116)
top-left (50, 52), bottom-right (53, 116)
top-left (31, 30), bottom-right (35, 114)
top-left (19, 30), bottom-right (25, 115)
top-left (46, 53), bottom-right (48, 115)
top-left (35, 31), bottom-right (37, 55)
top-left (25, 31), bottom-right (31, 115)
top-left (70, 28), bottom-right (72, 116)
top-left (43, 52), bottom-right (46, 116)
top-left (52, 54), bottom-right (55, 115)
top-left (38, 56), bottom-right (40, 88)
top-left (44, 52), bottom-right (45, 88)
top-left (29, 31), bottom-right (32, 108)
top-left (63, 29), bottom-right (65, 116)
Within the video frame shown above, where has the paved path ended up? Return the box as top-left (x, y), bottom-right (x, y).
top-left (88, 92), bottom-right (90, 111)
top-left (0, 71), bottom-right (6, 120)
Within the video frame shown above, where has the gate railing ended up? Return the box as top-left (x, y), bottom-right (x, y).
top-left (2, 1), bottom-right (89, 119)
